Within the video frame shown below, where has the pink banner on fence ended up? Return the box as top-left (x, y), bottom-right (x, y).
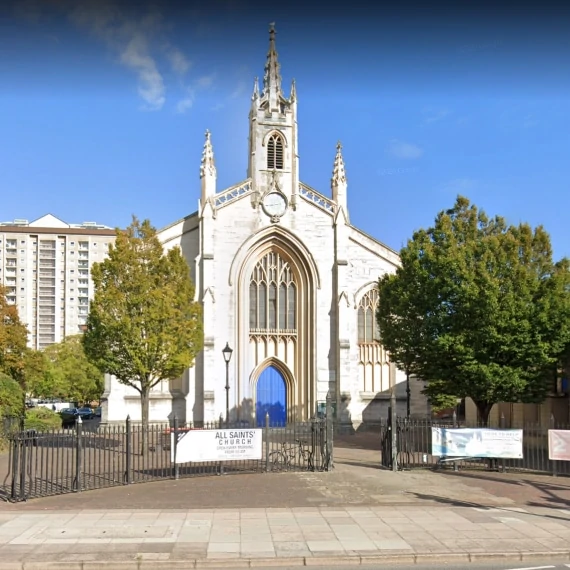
top-left (548, 430), bottom-right (570, 460)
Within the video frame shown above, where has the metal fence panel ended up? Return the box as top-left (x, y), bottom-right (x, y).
top-left (1, 413), bottom-right (333, 502)
top-left (378, 417), bottom-right (570, 474)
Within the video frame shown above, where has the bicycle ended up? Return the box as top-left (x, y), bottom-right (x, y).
top-left (268, 440), bottom-right (312, 471)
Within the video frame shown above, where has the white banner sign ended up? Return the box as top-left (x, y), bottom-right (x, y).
top-left (548, 429), bottom-right (570, 461)
top-left (171, 429), bottom-right (263, 464)
top-left (431, 427), bottom-right (523, 459)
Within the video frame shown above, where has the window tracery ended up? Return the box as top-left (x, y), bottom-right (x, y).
top-left (357, 287), bottom-right (385, 394)
top-left (267, 134), bottom-right (284, 170)
top-left (249, 252), bottom-right (296, 333)
top-left (357, 288), bottom-right (380, 343)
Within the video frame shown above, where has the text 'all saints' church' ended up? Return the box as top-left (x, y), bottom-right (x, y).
top-left (103, 24), bottom-right (426, 428)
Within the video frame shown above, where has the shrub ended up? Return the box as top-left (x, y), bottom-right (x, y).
top-left (24, 407), bottom-right (62, 431)
top-left (0, 373), bottom-right (23, 419)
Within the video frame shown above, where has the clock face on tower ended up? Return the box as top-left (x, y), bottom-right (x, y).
top-left (262, 191), bottom-right (288, 220)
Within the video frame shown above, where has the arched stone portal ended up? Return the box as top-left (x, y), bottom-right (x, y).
top-left (233, 227), bottom-right (320, 423)
top-left (256, 365), bottom-right (287, 426)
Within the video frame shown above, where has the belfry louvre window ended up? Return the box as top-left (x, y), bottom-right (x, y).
top-left (357, 289), bottom-right (380, 343)
top-left (250, 252), bottom-right (296, 331)
top-left (267, 134), bottom-right (284, 170)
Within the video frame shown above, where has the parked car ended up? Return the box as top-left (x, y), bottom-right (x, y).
top-left (59, 408), bottom-right (79, 428)
top-left (77, 406), bottom-right (94, 420)
top-left (94, 407), bottom-right (102, 418)
top-left (60, 406), bottom-right (95, 427)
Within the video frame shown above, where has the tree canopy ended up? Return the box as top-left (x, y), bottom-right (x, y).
top-left (83, 217), bottom-right (203, 450)
top-left (0, 373), bottom-right (24, 419)
top-left (0, 285), bottom-right (28, 384)
top-left (33, 336), bottom-right (103, 404)
top-left (377, 196), bottom-right (570, 423)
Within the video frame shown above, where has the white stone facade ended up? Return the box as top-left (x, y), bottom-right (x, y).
top-left (104, 25), bottom-right (423, 428)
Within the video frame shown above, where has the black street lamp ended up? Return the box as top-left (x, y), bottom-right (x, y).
top-left (222, 342), bottom-right (233, 428)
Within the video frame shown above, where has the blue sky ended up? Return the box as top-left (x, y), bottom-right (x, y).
top-left (1, 1), bottom-right (570, 259)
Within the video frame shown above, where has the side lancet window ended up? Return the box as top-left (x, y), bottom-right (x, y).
top-left (250, 252), bottom-right (296, 332)
top-left (267, 134), bottom-right (284, 170)
top-left (357, 289), bottom-right (380, 343)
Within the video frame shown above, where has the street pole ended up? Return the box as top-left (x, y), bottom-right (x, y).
top-left (222, 342), bottom-right (233, 431)
top-left (389, 361), bottom-right (398, 472)
top-left (225, 360), bottom-right (230, 429)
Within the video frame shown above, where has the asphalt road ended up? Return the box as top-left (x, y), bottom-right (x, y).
top-left (249, 563), bottom-right (570, 570)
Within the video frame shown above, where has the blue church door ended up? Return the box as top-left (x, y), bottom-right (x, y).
top-left (256, 365), bottom-right (287, 427)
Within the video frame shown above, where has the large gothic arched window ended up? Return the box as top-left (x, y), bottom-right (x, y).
top-left (267, 134), bottom-right (284, 170)
top-left (250, 252), bottom-right (296, 332)
top-left (357, 288), bottom-right (380, 344)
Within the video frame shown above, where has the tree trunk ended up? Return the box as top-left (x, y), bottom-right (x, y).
top-left (474, 400), bottom-right (494, 426)
top-left (140, 389), bottom-right (150, 455)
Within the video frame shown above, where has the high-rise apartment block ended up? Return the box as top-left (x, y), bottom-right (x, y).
top-left (0, 214), bottom-right (116, 350)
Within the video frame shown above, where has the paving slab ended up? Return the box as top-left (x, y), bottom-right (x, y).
top-left (0, 504), bottom-right (567, 568)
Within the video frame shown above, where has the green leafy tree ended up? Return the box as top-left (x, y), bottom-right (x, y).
top-left (0, 373), bottom-right (24, 419)
top-left (40, 336), bottom-right (103, 404)
top-left (83, 217), bottom-right (203, 452)
top-left (377, 196), bottom-right (570, 424)
top-left (0, 285), bottom-right (29, 385)
top-left (22, 349), bottom-right (49, 397)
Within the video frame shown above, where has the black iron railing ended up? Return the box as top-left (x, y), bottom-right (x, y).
top-left (379, 417), bottom-right (570, 475)
top-left (1, 411), bottom-right (333, 502)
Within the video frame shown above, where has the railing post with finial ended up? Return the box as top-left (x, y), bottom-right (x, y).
top-left (452, 409), bottom-right (459, 472)
top-left (173, 416), bottom-right (179, 480)
top-left (551, 413), bottom-right (557, 478)
top-left (265, 412), bottom-right (270, 473)
top-left (499, 413), bottom-right (506, 473)
top-left (125, 415), bottom-right (131, 485)
top-left (218, 414), bottom-right (225, 476)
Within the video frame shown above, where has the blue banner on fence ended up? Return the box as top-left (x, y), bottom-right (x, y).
top-left (431, 427), bottom-right (523, 459)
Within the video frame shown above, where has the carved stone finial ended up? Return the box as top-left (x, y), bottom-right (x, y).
top-left (331, 141), bottom-right (347, 186)
top-left (290, 78), bottom-right (296, 102)
top-left (200, 129), bottom-right (216, 179)
top-left (251, 77), bottom-right (259, 100)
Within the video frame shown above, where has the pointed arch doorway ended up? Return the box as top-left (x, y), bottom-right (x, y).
top-left (256, 365), bottom-right (287, 427)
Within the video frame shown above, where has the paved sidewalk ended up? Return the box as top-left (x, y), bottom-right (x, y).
top-left (1, 504), bottom-right (570, 568)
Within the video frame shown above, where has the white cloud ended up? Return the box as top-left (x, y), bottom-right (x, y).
top-left (69, 1), bottom-right (167, 110)
top-left (176, 96), bottom-right (194, 114)
top-left (120, 35), bottom-right (165, 110)
top-left (441, 178), bottom-right (477, 195)
top-left (387, 139), bottom-right (424, 160)
top-left (423, 108), bottom-right (451, 125)
top-left (196, 74), bottom-right (215, 89)
top-left (165, 47), bottom-right (191, 75)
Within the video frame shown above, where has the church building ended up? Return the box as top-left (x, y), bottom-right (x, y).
top-left (103, 25), bottom-right (424, 428)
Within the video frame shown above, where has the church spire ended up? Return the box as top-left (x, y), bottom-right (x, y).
top-left (331, 141), bottom-right (347, 187)
top-left (290, 78), bottom-right (296, 102)
top-left (200, 129), bottom-right (216, 179)
top-left (200, 129), bottom-right (216, 205)
top-left (251, 76), bottom-right (259, 101)
top-left (332, 141), bottom-right (348, 218)
top-left (262, 22), bottom-right (282, 110)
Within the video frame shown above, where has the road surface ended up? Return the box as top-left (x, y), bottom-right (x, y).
top-left (251, 563), bottom-right (570, 570)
